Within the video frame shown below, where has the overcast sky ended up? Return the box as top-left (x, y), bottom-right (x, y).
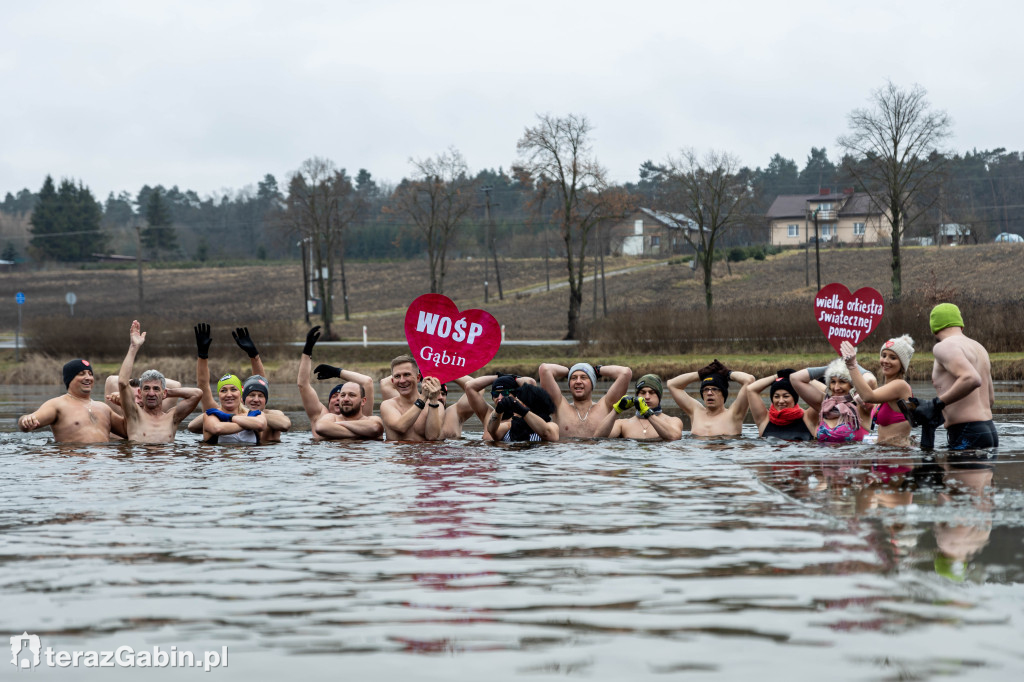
top-left (2, 0), bottom-right (1021, 202)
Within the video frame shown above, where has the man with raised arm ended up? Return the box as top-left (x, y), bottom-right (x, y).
top-left (911, 303), bottom-right (997, 450)
top-left (666, 359), bottom-right (754, 437)
top-left (596, 373), bottom-right (683, 441)
top-left (117, 320), bottom-right (202, 443)
top-left (19, 358), bottom-right (126, 443)
top-left (379, 354), bottom-right (444, 441)
top-left (298, 325), bottom-right (382, 441)
top-left (105, 375), bottom-right (182, 418)
top-left (538, 362), bottom-right (632, 438)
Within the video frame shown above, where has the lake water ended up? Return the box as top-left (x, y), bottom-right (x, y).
top-left (2, 383), bottom-right (1023, 680)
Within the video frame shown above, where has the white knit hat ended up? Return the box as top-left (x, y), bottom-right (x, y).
top-left (880, 334), bottom-right (914, 373)
top-left (824, 357), bottom-right (852, 387)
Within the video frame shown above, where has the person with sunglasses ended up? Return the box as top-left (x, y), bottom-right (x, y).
top-left (480, 374), bottom-right (559, 443)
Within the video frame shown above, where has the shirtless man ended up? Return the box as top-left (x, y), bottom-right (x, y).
top-left (379, 355), bottom-right (443, 441)
top-left (18, 358), bottom-right (126, 443)
top-left (911, 303), bottom-right (997, 450)
top-left (381, 375), bottom-right (482, 438)
top-left (117, 320), bottom-right (202, 443)
top-left (105, 375), bottom-right (181, 417)
top-left (298, 325), bottom-right (382, 440)
top-left (538, 362), bottom-right (632, 438)
top-left (186, 326), bottom-right (291, 442)
top-left (596, 373), bottom-right (683, 441)
top-left (666, 360), bottom-right (754, 437)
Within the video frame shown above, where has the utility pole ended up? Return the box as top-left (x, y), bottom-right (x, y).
top-left (480, 185), bottom-right (503, 301)
top-left (813, 209), bottom-right (821, 291)
top-left (135, 223), bottom-right (144, 317)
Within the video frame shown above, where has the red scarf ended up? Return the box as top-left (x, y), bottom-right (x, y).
top-left (769, 405), bottom-right (805, 426)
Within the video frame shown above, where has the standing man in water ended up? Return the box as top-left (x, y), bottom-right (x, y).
top-left (595, 373), bottom-right (683, 441)
top-left (118, 320), bottom-right (203, 443)
top-left (912, 303), bottom-right (997, 450)
top-left (538, 362), bottom-right (632, 438)
top-left (18, 359), bottom-right (126, 442)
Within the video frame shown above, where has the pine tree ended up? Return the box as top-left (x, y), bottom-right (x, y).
top-left (28, 176), bottom-right (107, 261)
top-left (142, 187), bottom-right (178, 260)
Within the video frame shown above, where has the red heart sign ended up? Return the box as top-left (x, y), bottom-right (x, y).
top-left (814, 283), bottom-right (885, 354)
top-left (404, 294), bottom-right (502, 384)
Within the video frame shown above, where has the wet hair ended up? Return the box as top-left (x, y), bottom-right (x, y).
top-left (390, 354), bottom-right (418, 372)
top-left (138, 369), bottom-right (166, 391)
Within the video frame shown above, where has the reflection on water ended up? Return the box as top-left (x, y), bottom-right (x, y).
top-left (1, 386), bottom-right (1023, 680)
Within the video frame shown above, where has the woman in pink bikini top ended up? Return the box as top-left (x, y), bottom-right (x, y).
top-left (840, 335), bottom-right (915, 446)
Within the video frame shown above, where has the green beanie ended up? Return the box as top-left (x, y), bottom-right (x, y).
top-left (635, 374), bottom-right (663, 400)
top-left (217, 374), bottom-right (243, 393)
top-left (930, 303), bottom-right (964, 334)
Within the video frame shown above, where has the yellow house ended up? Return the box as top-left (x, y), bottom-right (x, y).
top-left (766, 190), bottom-right (892, 246)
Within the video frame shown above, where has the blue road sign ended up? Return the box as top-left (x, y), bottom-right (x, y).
top-left (15, 292), bottom-right (25, 305)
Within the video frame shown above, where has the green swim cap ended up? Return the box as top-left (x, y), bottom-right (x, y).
top-left (217, 374), bottom-right (243, 393)
top-left (930, 303), bottom-right (964, 334)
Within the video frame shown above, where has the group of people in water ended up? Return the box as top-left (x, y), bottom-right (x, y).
top-left (16, 302), bottom-right (997, 451)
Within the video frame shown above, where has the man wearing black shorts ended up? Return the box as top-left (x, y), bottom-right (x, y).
top-left (912, 303), bottom-right (997, 450)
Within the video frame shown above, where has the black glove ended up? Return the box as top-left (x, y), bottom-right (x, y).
top-left (909, 397), bottom-right (946, 428)
top-left (511, 398), bottom-right (529, 417)
top-left (303, 326), bottom-right (321, 356)
top-left (495, 396), bottom-right (514, 418)
top-left (314, 364), bottom-right (342, 381)
top-left (232, 327), bottom-right (260, 358)
top-left (194, 323), bottom-right (212, 359)
top-left (777, 368), bottom-right (796, 379)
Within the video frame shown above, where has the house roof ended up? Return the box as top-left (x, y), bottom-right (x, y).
top-left (638, 207), bottom-right (700, 231)
top-left (766, 192), bottom-right (883, 219)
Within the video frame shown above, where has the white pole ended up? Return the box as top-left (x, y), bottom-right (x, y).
top-left (362, 325), bottom-right (368, 348)
top-left (501, 324), bottom-right (506, 343)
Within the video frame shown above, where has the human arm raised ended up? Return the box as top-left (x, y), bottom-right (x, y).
top-left (725, 370), bottom-right (755, 421)
top-left (194, 323), bottom-right (217, 411)
top-left (666, 371), bottom-right (704, 417)
top-left (117, 320), bottom-right (146, 424)
top-left (841, 342), bottom-right (911, 404)
top-left (169, 387), bottom-right (203, 425)
top-left (297, 327), bottom-right (328, 423)
top-left (596, 364), bottom-right (633, 409)
top-left (538, 363), bottom-right (567, 410)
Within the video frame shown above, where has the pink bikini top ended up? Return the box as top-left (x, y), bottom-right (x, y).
top-left (871, 393), bottom-right (912, 428)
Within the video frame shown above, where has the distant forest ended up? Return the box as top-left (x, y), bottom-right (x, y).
top-left (2, 146), bottom-right (1023, 265)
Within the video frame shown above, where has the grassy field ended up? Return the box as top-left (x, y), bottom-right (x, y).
top-left (1, 242), bottom-right (1023, 384)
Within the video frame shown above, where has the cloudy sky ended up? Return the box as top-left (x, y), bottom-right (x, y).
top-left (1, 0), bottom-right (1020, 201)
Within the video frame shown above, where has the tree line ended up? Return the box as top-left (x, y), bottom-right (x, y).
top-left (3, 81), bottom-right (1022, 337)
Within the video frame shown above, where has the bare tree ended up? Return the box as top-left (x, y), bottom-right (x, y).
top-left (517, 114), bottom-right (628, 339)
top-left (838, 81), bottom-right (952, 299)
top-left (286, 157), bottom-right (364, 338)
top-left (664, 149), bottom-right (753, 310)
top-left (387, 147), bottom-right (475, 295)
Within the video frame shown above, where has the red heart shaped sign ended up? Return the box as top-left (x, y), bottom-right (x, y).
top-left (814, 283), bottom-right (885, 354)
top-left (404, 294), bottom-right (502, 384)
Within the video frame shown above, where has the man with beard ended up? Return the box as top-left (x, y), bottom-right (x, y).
top-left (19, 358), bottom-right (127, 443)
top-left (379, 354), bottom-right (443, 441)
top-left (666, 360), bottom-right (754, 437)
top-left (538, 362), bottom-right (632, 438)
top-left (595, 373), bottom-right (683, 441)
top-left (298, 326), bottom-right (379, 440)
top-left (117, 320), bottom-right (203, 443)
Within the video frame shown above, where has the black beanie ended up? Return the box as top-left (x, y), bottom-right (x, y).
top-left (62, 359), bottom-right (92, 388)
top-left (699, 373), bottom-right (729, 401)
top-left (769, 375), bottom-right (795, 401)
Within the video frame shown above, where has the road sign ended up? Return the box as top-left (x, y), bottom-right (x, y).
top-left (65, 292), bottom-right (77, 305)
top-left (15, 292), bottom-right (25, 305)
